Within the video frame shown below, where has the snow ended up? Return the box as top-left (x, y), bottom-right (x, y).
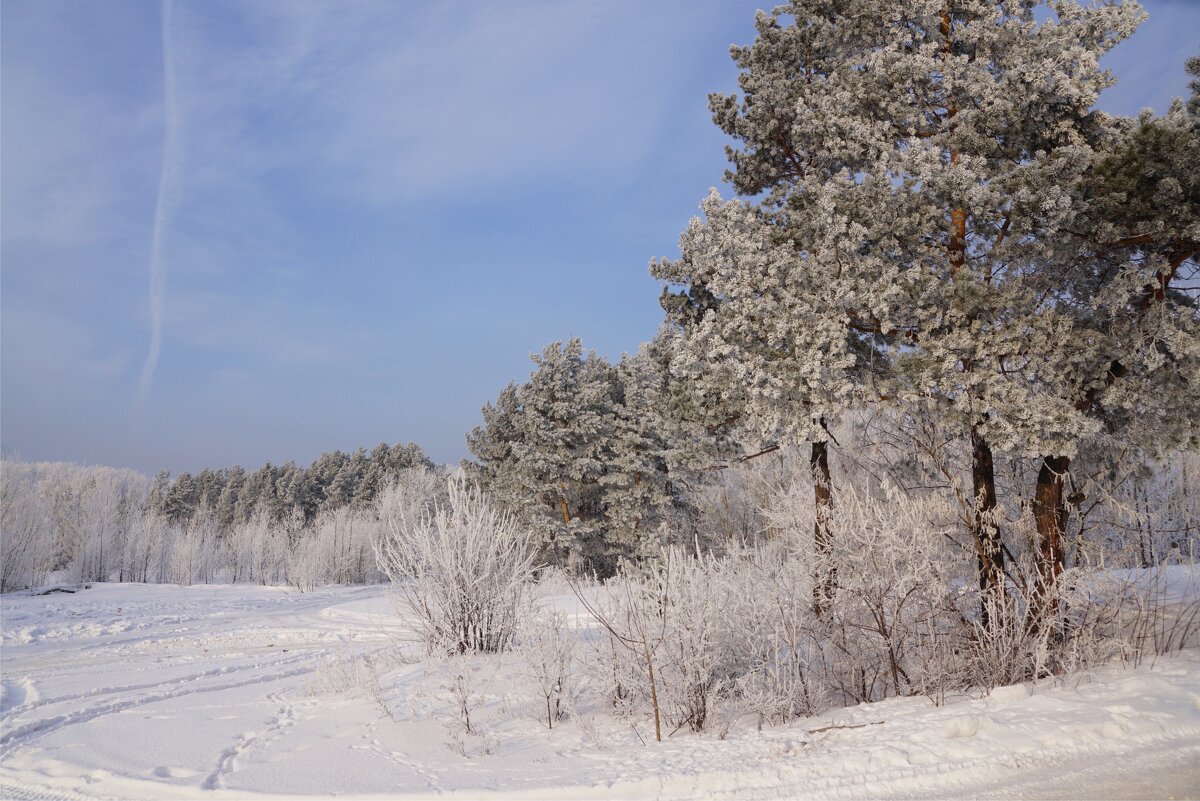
top-left (2, 582), bottom-right (1198, 800)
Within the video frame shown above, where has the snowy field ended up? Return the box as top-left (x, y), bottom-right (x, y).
top-left (2, 582), bottom-right (1199, 801)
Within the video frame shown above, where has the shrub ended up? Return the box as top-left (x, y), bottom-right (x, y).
top-left (375, 478), bottom-right (537, 654)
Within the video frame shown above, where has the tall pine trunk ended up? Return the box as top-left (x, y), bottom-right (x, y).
top-left (811, 440), bottom-right (836, 615)
top-left (971, 425), bottom-right (1004, 629)
top-left (1032, 455), bottom-right (1070, 620)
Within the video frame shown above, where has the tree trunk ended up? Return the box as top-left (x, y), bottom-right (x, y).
top-left (644, 642), bottom-right (662, 742)
top-left (558, 484), bottom-right (571, 525)
top-left (811, 440), bottom-right (836, 615)
top-left (1033, 455), bottom-right (1069, 580)
top-left (971, 425), bottom-right (1004, 629)
top-left (1032, 455), bottom-right (1070, 617)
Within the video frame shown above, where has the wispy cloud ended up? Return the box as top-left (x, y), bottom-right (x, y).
top-left (158, 1), bottom-right (698, 207)
top-left (136, 0), bottom-right (181, 409)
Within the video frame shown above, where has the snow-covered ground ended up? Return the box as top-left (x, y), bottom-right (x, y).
top-left (2, 582), bottom-right (1198, 800)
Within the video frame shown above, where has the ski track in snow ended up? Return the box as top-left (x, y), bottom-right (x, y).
top-left (0, 662), bottom-right (314, 752)
top-left (1, 585), bottom-right (395, 798)
top-left (1, 582), bottom-right (1198, 800)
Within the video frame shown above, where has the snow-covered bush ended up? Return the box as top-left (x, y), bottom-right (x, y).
top-left (575, 569), bottom-right (668, 740)
top-left (516, 610), bottom-right (577, 729)
top-left (725, 548), bottom-right (826, 725)
top-left (1075, 451), bottom-right (1200, 570)
top-left (375, 478), bottom-right (537, 654)
top-left (761, 478), bottom-right (967, 703)
top-left (310, 651), bottom-right (397, 720)
top-left (652, 551), bottom-right (734, 733)
top-left (579, 548), bottom-right (741, 737)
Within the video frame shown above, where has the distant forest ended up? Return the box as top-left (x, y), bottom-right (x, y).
top-left (144, 441), bottom-right (433, 529)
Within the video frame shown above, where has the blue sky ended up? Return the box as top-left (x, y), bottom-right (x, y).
top-left (2, 0), bottom-right (1198, 475)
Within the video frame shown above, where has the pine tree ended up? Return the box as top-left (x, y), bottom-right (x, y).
top-left (215, 465), bottom-right (245, 531)
top-left (603, 342), bottom-right (718, 560)
top-left (351, 457), bottom-right (385, 511)
top-left (146, 470), bottom-right (171, 518)
top-left (325, 463), bottom-right (358, 511)
top-left (469, 338), bottom-right (722, 573)
top-left (1027, 80), bottom-right (1199, 590)
top-left (163, 472), bottom-right (197, 525)
top-left (653, 0), bottom-right (1148, 619)
top-left (467, 339), bottom-right (620, 572)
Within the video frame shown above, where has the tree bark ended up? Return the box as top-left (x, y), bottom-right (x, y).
top-left (559, 484), bottom-right (571, 525)
top-left (811, 440), bottom-right (836, 615)
top-left (1033, 456), bottom-right (1069, 578)
top-left (1032, 455), bottom-right (1070, 614)
top-left (644, 643), bottom-right (663, 742)
top-left (971, 425), bottom-right (1004, 629)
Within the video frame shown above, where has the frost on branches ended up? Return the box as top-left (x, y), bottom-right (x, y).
top-left (651, 0), bottom-right (1197, 621)
top-left (375, 478), bottom-right (537, 654)
top-left (466, 338), bottom-right (719, 575)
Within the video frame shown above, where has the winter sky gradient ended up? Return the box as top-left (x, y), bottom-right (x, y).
top-left (3, 0), bottom-right (1198, 474)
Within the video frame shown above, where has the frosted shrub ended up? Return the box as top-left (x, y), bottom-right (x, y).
top-left (762, 479), bottom-right (968, 703)
top-left (832, 490), bottom-right (963, 701)
top-left (584, 627), bottom-right (643, 721)
top-left (727, 550), bottom-right (826, 725)
top-left (311, 652), bottom-right (396, 720)
top-left (579, 548), bottom-right (739, 737)
top-left (516, 611), bottom-right (577, 729)
top-left (375, 478), bottom-right (537, 654)
top-left (575, 570), bottom-right (669, 740)
top-left (313, 652), bottom-right (377, 695)
top-left (653, 551), bottom-right (734, 733)
top-left (1074, 560), bottom-right (1200, 669)
top-left (1078, 452), bottom-right (1200, 569)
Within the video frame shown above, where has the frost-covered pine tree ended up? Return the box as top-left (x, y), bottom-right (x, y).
top-left (603, 341), bottom-right (718, 560)
top-left (653, 195), bottom-right (875, 607)
top-left (1028, 75), bottom-right (1199, 585)
top-left (214, 465), bottom-right (245, 530)
top-left (653, 0), bottom-right (1148, 615)
top-left (467, 339), bottom-right (620, 572)
top-left (468, 338), bottom-right (720, 573)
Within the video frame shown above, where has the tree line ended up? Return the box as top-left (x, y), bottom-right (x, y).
top-left (0, 441), bottom-right (431, 593)
top-left (144, 441), bottom-right (432, 529)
